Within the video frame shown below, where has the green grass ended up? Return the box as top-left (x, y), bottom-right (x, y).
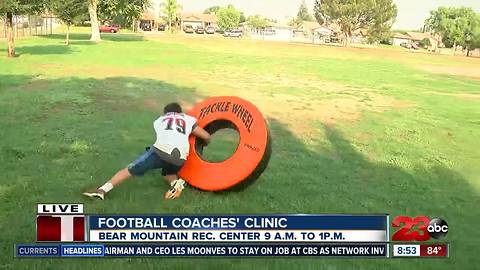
top-left (0, 33), bottom-right (479, 269)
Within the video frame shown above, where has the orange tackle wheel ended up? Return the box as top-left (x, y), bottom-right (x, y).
top-left (179, 96), bottom-right (271, 191)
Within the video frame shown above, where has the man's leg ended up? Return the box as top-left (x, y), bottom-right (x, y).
top-left (83, 148), bottom-right (156, 200)
top-left (99, 167), bottom-right (132, 192)
top-left (82, 168), bottom-right (132, 200)
top-left (164, 174), bottom-right (178, 185)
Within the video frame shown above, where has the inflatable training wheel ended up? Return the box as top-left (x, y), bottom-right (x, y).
top-left (179, 96), bottom-right (271, 191)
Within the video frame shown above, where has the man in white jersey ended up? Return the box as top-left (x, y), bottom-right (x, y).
top-left (83, 103), bottom-right (211, 200)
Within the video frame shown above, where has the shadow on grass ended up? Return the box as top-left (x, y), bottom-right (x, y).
top-left (38, 33), bottom-right (145, 42)
top-left (212, 117), bottom-right (479, 263)
top-left (13, 45), bottom-right (73, 55)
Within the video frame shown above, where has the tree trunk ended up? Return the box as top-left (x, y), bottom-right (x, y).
top-left (88, 0), bottom-right (101, 42)
top-left (6, 12), bottom-right (15, 57)
top-left (451, 41), bottom-right (456, 56)
top-left (66, 24), bottom-right (70, 45)
top-left (344, 32), bottom-right (351, 47)
top-left (169, 17), bottom-right (172, 33)
top-left (132, 19), bottom-right (135, 32)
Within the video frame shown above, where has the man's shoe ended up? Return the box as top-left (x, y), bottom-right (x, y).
top-left (82, 189), bottom-right (105, 200)
top-left (164, 179), bottom-right (185, 200)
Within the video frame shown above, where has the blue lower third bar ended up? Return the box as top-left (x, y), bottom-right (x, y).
top-left (16, 243), bottom-right (386, 257)
top-left (61, 244), bottom-right (105, 257)
top-left (16, 244), bottom-right (60, 257)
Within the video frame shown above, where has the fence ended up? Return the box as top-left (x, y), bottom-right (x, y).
top-left (1, 15), bottom-right (56, 38)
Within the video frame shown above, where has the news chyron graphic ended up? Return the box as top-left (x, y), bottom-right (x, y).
top-left (391, 216), bottom-right (449, 258)
top-left (18, 204), bottom-right (390, 258)
top-left (15, 204), bottom-right (449, 259)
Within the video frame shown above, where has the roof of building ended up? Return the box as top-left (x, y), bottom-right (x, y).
top-left (313, 26), bottom-right (333, 34)
top-left (406, 31), bottom-right (432, 41)
top-left (140, 11), bottom-right (156, 21)
top-left (301, 21), bottom-right (321, 31)
top-left (393, 32), bottom-right (412, 39)
top-left (180, 13), bottom-right (218, 23)
top-left (269, 22), bottom-right (293, 29)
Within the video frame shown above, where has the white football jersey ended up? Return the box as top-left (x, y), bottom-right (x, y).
top-left (153, 112), bottom-right (197, 160)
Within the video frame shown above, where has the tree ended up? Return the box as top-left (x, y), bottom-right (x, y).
top-left (465, 15), bottom-right (480, 56)
top-left (239, 12), bottom-right (246, 23)
top-left (217, 5), bottom-right (241, 31)
top-left (50, 0), bottom-right (88, 45)
top-left (314, 0), bottom-right (397, 46)
top-left (98, 0), bottom-right (151, 30)
top-left (425, 7), bottom-right (478, 56)
top-left (418, 38), bottom-right (431, 48)
top-left (0, 0), bottom-right (46, 57)
top-left (247, 15), bottom-right (268, 32)
top-left (204, 6), bottom-right (220, 14)
top-left (88, 0), bottom-right (101, 42)
top-left (297, 0), bottom-right (313, 22)
top-left (288, 17), bottom-right (301, 28)
top-left (161, 0), bottom-right (180, 33)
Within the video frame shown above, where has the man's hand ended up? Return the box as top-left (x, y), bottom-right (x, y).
top-left (202, 137), bottom-right (210, 146)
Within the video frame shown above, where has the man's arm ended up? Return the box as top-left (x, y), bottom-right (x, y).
top-left (192, 126), bottom-right (211, 145)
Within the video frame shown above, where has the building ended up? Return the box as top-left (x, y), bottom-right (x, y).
top-left (295, 21), bottom-right (321, 40)
top-left (392, 32), bottom-right (411, 46)
top-left (179, 13), bottom-right (218, 30)
top-left (294, 21), bottom-right (341, 44)
top-left (314, 26), bottom-right (334, 43)
top-left (261, 22), bottom-right (294, 41)
top-left (138, 0), bottom-right (164, 32)
top-left (139, 11), bottom-right (158, 31)
top-left (392, 31), bottom-right (443, 51)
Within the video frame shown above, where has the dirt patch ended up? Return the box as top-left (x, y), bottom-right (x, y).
top-left (49, 102), bottom-right (69, 113)
top-left (142, 97), bottom-right (201, 114)
top-left (11, 78), bottom-right (49, 91)
top-left (426, 91), bottom-right (480, 100)
top-left (355, 132), bottom-right (371, 142)
top-left (240, 91), bottom-right (411, 137)
top-left (419, 65), bottom-right (480, 79)
top-left (142, 99), bottom-right (162, 113)
top-left (34, 62), bottom-right (412, 137)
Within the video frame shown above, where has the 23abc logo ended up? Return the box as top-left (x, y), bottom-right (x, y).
top-left (392, 216), bottom-right (448, 241)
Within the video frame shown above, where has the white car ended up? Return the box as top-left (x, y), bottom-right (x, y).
top-left (223, 30), bottom-right (243, 38)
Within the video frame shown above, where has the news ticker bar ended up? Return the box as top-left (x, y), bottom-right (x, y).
top-left (15, 243), bottom-right (450, 258)
top-left (16, 243), bottom-right (388, 257)
top-left (16, 243), bottom-right (449, 258)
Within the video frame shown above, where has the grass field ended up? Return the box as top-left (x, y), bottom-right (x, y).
top-left (1, 33), bottom-right (480, 269)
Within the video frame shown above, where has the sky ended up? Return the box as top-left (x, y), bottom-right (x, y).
top-left (169, 0), bottom-right (480, 30)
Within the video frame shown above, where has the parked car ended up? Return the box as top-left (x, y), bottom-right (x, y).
top-left (139, 22), bottom-right (151, 31)
top-left (183, 25), bottom-right (194, 34)
top-left (400, 42), bottom-right (418, 50)
top-left (264, 29), bottom-right (275, 35)
top-left (99, 25), bottom-right (119, 33)
top-left (205, 26), bottom-right (215, 34)
top-left (223, 30), bottom-right (242, 38)
top-left (158, 24), bottom-right (166, 31)
top-left (195, 26), bottom-right (205, 34)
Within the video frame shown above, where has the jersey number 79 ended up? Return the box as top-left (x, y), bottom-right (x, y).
top-left (163, 117), bottom-right (186, 134)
